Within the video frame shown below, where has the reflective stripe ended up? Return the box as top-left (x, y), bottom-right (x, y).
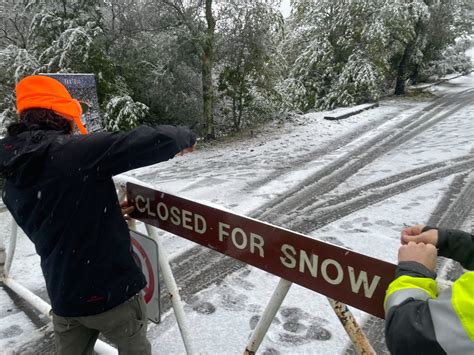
top-left (452, 272), bottom-right (474, 341)
top-left (384, 288), bottom-right (432, 314)
top-left (429, 288), bottom-right (474, 354)
top-left (384, 275), bottom-right (437, 315)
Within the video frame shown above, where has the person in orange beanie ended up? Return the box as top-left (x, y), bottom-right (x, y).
top-left (1, 75), bottom-right (196, 355)
top-left (15, 75), bottom-right (88, 134)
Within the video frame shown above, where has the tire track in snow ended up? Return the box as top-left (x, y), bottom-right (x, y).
top-left (289, 155), bottom-right (474, 233)
top-left (252, 89), bottom-right (473, 224)
top-left (345, 172), bottom-right (474, 355)
top-left (246, 90), bottom-right (468, 193)
top-left (158, 90), bottom-right (473, 315)
top-left (244, 111), bottom-right (401, 191)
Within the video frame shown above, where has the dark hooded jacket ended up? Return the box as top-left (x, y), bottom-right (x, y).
top-left (0, 125), bottom-right (196, 317)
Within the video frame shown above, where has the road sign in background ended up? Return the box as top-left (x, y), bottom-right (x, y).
top-left (130, 229), bottom-right (161, 324)
top-left (41, 73), bottom-right (102, 132)
top-left (127, 183), bottom-right (397, 319)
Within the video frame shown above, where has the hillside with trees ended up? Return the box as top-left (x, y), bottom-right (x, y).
top-left (0, 0), bottom-right (472, 138)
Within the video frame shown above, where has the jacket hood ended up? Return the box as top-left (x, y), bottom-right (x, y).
top-left (0, 130), bottom-right (61, 187)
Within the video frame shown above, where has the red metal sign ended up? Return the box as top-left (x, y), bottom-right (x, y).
top-left (127, 183), bottom-right (396, 318)
top-left (130, 230), bottom-right (160, 324)
top-left (131, 237), bottom-right (155, 303)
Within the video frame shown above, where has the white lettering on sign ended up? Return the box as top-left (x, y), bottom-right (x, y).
top-left (135, 195), bottom-right (207, 234)
top-left (348, 266), bottom-right (381, 299)
top-left (300, 250), bottom-right (318, 277)
top-left (195, 215), bottom-right (206, 234)
top-left (321, 259), bottom-right (343, 285)
top-left (182, 209), bottom-right (193, 230)
top-left (134, 193), bottom-right (383, 301)
top-left (280, 244), bottom-right (297, 268)
top-left (218, 222), bottom-right (265, 258)
top-left (136, 195), bottom-right (156, 216)
top-left (171, 207), bottom-right (180, 225)
top-left (279, 244), bottom-right (381, 298)
top-left (157, 202), bottom-right (168, 220)
top-left (250, 233), bottom-right (265, 257)
top-left (232, 228), bottom-right (247, 249)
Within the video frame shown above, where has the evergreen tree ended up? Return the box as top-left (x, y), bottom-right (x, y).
top-left (0, 0), bottom-right (148, 131)
top-left (217, 0), bottom-right (284, 131)
top-left (104, 95), bottom-right (149, 131)
top-left (155, 0), bottom-right (217, 139)
top-left (283, 0), bottom-right (473, 109)
top-left (283, 0), bottom-right (388, 110)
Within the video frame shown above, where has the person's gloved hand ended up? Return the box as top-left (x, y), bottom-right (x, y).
top-left (401, 224), bottom-right (438, 247)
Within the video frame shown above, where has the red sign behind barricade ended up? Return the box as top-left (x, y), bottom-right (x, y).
top-left (127, 183), bottom-right (396, 319)
top-left (130, 230), bottom-right (160, 324)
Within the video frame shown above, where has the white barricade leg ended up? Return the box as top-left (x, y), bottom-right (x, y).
top-left (244, 278), bottom-right (375, 355)
top-left (145, 224), bottom-right (195, 355)
top-left (3, 277), bottom-right (52, 317)
top-left (4, 215), bottom-right (18, 278)
top-left (244, 278), bottom-right (292, 355)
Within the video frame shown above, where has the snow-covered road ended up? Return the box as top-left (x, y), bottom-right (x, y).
top-left (1, 74), bottom-right (473, 354)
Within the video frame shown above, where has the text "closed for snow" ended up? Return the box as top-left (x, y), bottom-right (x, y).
top-left (128, 183), bottom-right (396, 318)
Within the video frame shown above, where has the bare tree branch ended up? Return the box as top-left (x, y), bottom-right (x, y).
top-left (9, 15), bottom-right (28, 48)
top-left (0, 26), bottom-right (18, 45)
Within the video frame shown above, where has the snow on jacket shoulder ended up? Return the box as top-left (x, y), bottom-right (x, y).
top-left (0, 125), bottom-right (196, 317)
top-left (384, 228), bottom-right (474, 355)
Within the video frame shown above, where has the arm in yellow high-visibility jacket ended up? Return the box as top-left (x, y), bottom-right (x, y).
top-left (385, 227), bottom-right (474, 355)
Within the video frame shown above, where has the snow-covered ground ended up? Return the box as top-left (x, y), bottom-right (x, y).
top-left (1, 71), bottom-right (473, 353)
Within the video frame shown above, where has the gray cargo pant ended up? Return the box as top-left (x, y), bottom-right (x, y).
top-left (52, 293), bottom-right (151, 355)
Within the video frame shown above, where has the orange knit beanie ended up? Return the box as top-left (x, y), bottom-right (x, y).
top-left (16, 75), bottom-right (88, 134)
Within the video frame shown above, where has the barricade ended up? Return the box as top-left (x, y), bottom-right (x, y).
top-left (0, 174), bottom-right (414, 354)
top-left (123, 178), bottom-right (399, 354)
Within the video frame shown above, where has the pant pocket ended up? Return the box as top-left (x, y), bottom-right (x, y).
top-left (134, 294), bottom-right (147, 321)
top-left (52, 313), bottom-right (71, 331)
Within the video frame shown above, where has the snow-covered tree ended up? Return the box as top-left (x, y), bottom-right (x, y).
top-left (417, 0), bottom-right (473, 83)
top-left (154, 0), bottom-right (217, 139)
top-left (104, 95), bottom-right (149, 131)
top-left (0, 45), bottom-right (39, 132)
top-left (282, 0), bottom-right (388, 110)
top-left (1, 0), bottom-right (471, 134)
top-left (216, 0), bottom-right (284, 131)
top-left (324, 50), bottom-right (383, 108)
top-left (0, 10), bottom-right (30, 49)
top-left (27, 0), bottom-right (103, 54)
top-left (0, 0), bottom-right (151, 132)
top-left (382, 0), bottom-right (472, 94)
top-left (282, 0), bottom-right (473, 110)
top-left (101, 1), bottom-right (204, 129)
top-left (422, 38), bottom-right (473, 79)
